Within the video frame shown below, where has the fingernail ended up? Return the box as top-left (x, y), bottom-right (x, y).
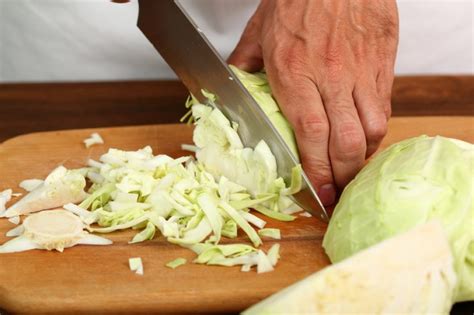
top-left (318, 184), bottom-right (336, 206)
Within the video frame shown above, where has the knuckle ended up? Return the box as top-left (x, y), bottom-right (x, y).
top-left (302, 158), bottom-right (333, 184)
top-left (294, 114), bottom-right (329, 144)
top-left (334, 122), bottom-right (366, 160)
top-left (366, 117), bottom-right (388, 143)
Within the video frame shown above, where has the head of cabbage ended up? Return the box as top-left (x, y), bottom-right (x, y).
top-left (322, 135), bottom-right (473, 302)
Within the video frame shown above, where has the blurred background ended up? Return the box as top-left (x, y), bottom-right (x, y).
top-left (0, 0), bottom-right (472, 142)
top-left (1, 0), bottom-right (472, 82)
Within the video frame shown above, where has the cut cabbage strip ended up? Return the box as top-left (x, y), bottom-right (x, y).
top-left (197, 193), bottom-right (222, 243)
top-left (89, 215), bottom-right (149, 234)
top-left (257, 250), bottom-right (274, 273)
top-left (0, 189), bottom-right (12, 216)
top-left (166, 258), bottom-right (187, 269)
top-left (241, 211), bottom-right (267, 229)
top-left (181, 144), bottom-right (198, 153)
top-left (19, 179), bottom-right (44, 192)
top-left (219, 201), bottom-right (262, 247)
top-left (8, 216), bottom-right (20, 225)
top-left (253, 205), bottom-right (296, 222)
top-left (6, 225), bottom-right (24, 237)
top-left (130, 221), bottom-right (155, 244)
top-left (83, 132), bottom-right (104, 148)
top-left (267, 244), bottom-right (280, 266)
top-left (0, 209), bottom-right (111, 253)
top-left (258, 228), bottom-right (281, 240)
top-left (129, 257), bottom-right (144, 275)
top-left (199, 243), bottom-right (282, 271)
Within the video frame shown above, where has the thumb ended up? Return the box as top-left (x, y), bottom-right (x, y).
top-left (228, 11), bottom-right (264, 72)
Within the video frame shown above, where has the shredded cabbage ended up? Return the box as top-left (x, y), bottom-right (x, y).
top-left (129, 257), bottom-right (144, 275)
top-left (258, 228), bottom-right (281, 240)
top-left (0, 69), bottom-right (305, 273)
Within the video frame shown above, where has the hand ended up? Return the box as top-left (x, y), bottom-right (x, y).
top-left (229, 0), bottom-right (399, 206)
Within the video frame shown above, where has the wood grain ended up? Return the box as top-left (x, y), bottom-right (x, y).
top-left (0, 76), bottom-right (472, 142)
top-left (0, 116), bottom-right (472, 314)
top-left (0, 124), bottom-right (329, 314)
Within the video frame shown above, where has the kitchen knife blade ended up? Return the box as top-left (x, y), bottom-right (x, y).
top-left (137, 0), bottom-right (328, 221)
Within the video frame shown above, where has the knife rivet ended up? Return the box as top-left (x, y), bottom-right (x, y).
top-left (228, 76), bottom-right (234, 80)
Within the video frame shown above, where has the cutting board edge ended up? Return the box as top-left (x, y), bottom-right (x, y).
top-left (0, 123), bottom-right (185, 148)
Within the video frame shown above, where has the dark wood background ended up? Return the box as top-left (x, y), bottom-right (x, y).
top-left (0, 76), bottom-right (472, 143)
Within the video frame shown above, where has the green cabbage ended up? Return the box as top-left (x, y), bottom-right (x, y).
top-left (165, 258), bottom-right (187, 269)
top-left (229, 65), bottom-right (298, 158)
top-left (245, 222), bottom-right (456, 314)
top-left (322, 135), bottom-right (474, 302)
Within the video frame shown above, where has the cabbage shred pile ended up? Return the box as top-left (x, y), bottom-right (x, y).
top-left (71, 86), bottom-right (303, 272)
top-left (0, 67), bottom-right (303, 272)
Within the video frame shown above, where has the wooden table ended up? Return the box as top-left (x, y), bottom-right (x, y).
top-left (0, 76), bottom-right (473, 142)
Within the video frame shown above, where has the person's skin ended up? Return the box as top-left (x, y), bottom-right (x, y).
top-left (228, 0), bottom-right (399, 206)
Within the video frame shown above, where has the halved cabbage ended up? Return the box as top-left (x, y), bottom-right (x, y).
top-left (244, 222), bottom-right (456, 314)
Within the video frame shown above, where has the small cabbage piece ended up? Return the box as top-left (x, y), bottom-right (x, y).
top-left (0, 209), bottom-right (112, 253)
top-left (5, 166), bottom-right (87, 218)
top-left (166, 258), bottom-right (187, 269)
top-left (8, 216), bottom-right (20, 225)
top-left (322, 135), bottom-right (474, 302)
top-left (129, 221), bottom-right (156, 244)
top-left (244, 222), bottom-right (457, 315)
top-left (266, 243), bottom-right (280, 266)
top-left (258, 228), bottom-right (281, 240)
top-left (6, 225), bottom-right (24, 237)
top-left (129, 257), bottom-right (144, 275)
top-left (0, 189), bottom-right (12, 215)
top-left (83, 132), bottom-right (104, 148)
top-left (187, 243), bottom-right (280, 273)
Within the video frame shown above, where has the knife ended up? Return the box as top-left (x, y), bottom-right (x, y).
top-left (137, 0), bottom-right (328, 221)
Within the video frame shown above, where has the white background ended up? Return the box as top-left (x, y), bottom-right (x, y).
top-left (0, 0), bottom-right (472, 82)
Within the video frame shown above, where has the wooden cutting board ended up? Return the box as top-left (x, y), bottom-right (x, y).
top-left (0, 116), bottom-right (472, 314)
